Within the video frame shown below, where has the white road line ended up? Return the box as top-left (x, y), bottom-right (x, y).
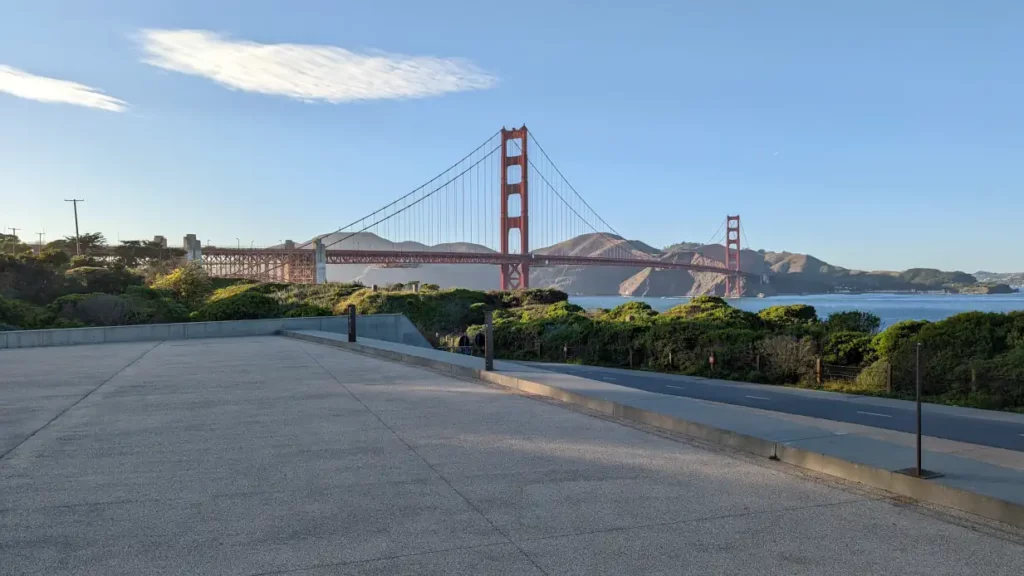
top-left (666, 385), bottom-right (686, 390)
top-left (745, 395), bottom-right (770, 401)
top-left (857, 411), bottom-right (892, 418)
top-left (602, 377), bottom-right (617, 381)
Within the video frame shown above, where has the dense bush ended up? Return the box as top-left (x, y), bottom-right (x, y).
top-left (65, 266), bottom-right (143, 294)
top-left (0, 296), bottom-right (51, 329)
top-left (283, 304), bottom-right (333, 317)
top-left (757, 304), bottom-right (818, 327)
top-left (1, 254), bottom-right (67, 304)
top-left (192, 290), bottom-right (282, 321)
top-left (123, 286), bottom-right (190, 324)
top-left (664, 296), bottom-right (761, 328)
top-left (823, 330), bottom-right (875, 366)
top-left (152, 263), bottom-right (213, 305)
top-left (601, 301), bottom-right (658, 322)
top-left (825, 310), bottom-right (881, 334)
top-left (871, 319), bottom-right (928, 362)
top-left (49, 293), bottom-right (134, 326)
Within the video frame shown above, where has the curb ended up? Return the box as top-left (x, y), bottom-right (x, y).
top-left (283, 330), bottom-right (1024, 529)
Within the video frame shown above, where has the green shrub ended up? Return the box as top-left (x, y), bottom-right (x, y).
top-left (123, 286), bottom-right (190, 324)
top-left (68, 255), bottom-right (105, 269)
top-left (853, 360), bottom-right (891, 394)
top-left (825, 311), bottom-right (881, 334)
top-left (65, 266), bottom-right (143, 294)
top-left (193, 291), bottom-right (282, 321)
top-left (601, 301), bottom-right (658, 322)
top-left (757, 304), bottom-right (818, 327)
top-left (283, 304), bottom-right (332, 317)
top-left (0, 296), bottom-right (51, 329)
top-left (823, 330), bottom-right (875, 366)
top-left (1, 253), bottom-right (67, 304)
top-left (664, 296), bottom-right (760, 328)
top-left (871, 319), bottom-right (928, 362)
top-left (490, 288), bottom-right (568, 309)
top-left (152, 263), bottom-right (213, 305)
top-left (49, 293), bottom-right (133, 326)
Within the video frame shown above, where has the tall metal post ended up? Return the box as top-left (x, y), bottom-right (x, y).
top-left (484, 310), bottom-right (494, 371)
top-left (916, 342), bottom-right (922, 476)
top-left (348, 304), bottom-right (357, 343)
top-left (499, 126), bottom-right (529, 290)
top-left (64, 199), bottom-right (84, 255)
top-left (897, 341), bottom-right (941, 479)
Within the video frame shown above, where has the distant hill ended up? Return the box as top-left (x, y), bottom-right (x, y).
top-left (975, 271), bottom-right (1024, 286)
top-left (295, 232), bottom-right (994, 297)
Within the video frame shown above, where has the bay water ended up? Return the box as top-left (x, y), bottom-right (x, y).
top-left (569, 293), bottom-right (1024, 327)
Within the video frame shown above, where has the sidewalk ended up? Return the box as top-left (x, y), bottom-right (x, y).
top-left (283, 329), bottom-right (1024, 528)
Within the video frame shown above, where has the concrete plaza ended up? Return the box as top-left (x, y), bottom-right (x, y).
top-left (1, 336), bottom-right (1022, 575)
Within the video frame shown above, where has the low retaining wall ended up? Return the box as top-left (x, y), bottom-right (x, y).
top-left (283, 330), bottom-right (1024, 530)
top-left (0, 315), bottom-right (430, 350)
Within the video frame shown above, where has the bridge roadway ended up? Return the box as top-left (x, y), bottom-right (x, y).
top-left (529, 362), bottom-right (1024, 452)
top-left (199, 246), bottom-right (764, 276)
top-left (2, 337), bottom-right (1021, 574)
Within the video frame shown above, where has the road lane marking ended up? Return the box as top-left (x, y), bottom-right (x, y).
top-left (666, 385), bottom-right (686, 390)
top-left (602, 377), bottom-right (617, 381)
top-left (857, 411), bottom-right (892, 418)
top-left (745, 395), bottom-right (770, 401)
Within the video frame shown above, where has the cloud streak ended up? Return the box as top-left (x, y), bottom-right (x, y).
top-left (139, 29), bottom-right (497, 103)
top-left (0, 65), bottom-right (127, 112)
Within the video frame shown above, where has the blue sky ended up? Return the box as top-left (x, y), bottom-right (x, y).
top-left (1, 1), bottom-right (1021, 272)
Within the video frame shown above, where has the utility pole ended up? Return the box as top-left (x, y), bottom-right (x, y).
top-left (36, 231), bottom-right (45, 253)
top-left (64, 199), bottom-right (85, 255)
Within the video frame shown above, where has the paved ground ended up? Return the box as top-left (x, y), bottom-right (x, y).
top-left (530, 362), bottom-right (1024, 451)
top-left (2, 337), bottom-right (1023, 575)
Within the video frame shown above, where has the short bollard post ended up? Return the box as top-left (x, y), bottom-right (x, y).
top-left (815, 357), bottom-right (823, 386)
top-left (347, 304), bottom-right (356, 343)
top-left (484, 311), bottom-right (494, 371)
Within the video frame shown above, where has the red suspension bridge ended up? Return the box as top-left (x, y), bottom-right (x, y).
top-left (189, 126), bottom-right (759, 296)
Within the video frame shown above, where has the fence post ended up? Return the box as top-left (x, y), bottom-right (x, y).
top-left (484, 311), bottom-right (494, 371)
top-left (886, 361), bottom-right (893, 394)
top-left (628, 348), bottom-right (634, 368)
top-left (347, 304), bottom-right (356, 342)
top-left (709, 351), bottom-right (716, 373)
top-left (755, 354), bottom-right (761, 373)
top-left (815, 357), bottom-right (823, 386)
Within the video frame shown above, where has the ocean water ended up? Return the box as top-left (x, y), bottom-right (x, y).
top-left (569, 293), bottom-right (1024, 327)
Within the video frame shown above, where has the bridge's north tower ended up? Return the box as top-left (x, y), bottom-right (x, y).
top-left (500, 126), bottom-right (529, 290)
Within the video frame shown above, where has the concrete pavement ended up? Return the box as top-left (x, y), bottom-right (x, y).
top-left (2, 336), bottom-right (1023, 575)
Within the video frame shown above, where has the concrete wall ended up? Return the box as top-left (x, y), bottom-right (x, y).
top-left (0, 315), bottom-right (430, 350)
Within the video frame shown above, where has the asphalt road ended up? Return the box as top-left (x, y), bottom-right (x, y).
top-left (528, 363), bottom-right (1024, 452)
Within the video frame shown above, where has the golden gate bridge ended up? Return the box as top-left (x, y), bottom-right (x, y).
top-left (188, 126), bottom-right (756, 296)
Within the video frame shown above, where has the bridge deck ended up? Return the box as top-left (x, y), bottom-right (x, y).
top-left (2, 337), bottom-right (1020, 574)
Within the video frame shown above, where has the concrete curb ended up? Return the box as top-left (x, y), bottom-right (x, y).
top-left (283, 330), bottom-right (1024, 529)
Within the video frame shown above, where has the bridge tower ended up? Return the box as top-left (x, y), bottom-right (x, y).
top-left (724, 215), bottom-right (743, 298)
top-left (500, 126), bottom-right (529, 290)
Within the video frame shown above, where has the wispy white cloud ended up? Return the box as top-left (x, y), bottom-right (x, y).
top-left (138, 29), bottom-right (497, 103)
top-left (0, 65), bottom-right (127, 112)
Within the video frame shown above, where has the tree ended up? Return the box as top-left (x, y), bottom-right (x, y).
top-left (46, 232), bottom-right (107, 255)
top-left (0, 234), bottom-right (32, 255)
top-left (113, 240), bottom-right (185, 268)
